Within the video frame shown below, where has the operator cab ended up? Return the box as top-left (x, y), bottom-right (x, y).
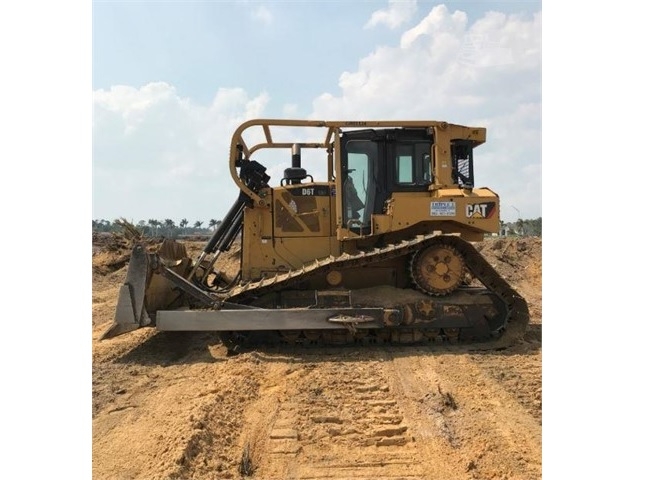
top-left (340, 128), bottom-right (434, 233)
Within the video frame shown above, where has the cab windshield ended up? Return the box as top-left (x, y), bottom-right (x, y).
top-left (342, 139), bottom-right (376, 231)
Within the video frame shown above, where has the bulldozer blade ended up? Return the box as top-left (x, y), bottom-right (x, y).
top-left (100, 244), bottom-right (151, 340)
top-left (156, 308), bottom-right (392, 331)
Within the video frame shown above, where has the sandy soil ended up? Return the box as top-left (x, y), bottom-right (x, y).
top-left (92, 235), bottom-right (542, 480)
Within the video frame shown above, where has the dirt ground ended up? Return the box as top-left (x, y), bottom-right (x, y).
top-left (92, 235), bottom-right (542, 480)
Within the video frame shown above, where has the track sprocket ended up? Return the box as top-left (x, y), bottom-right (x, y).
top-left (410, 241), bottom-right (467, 296)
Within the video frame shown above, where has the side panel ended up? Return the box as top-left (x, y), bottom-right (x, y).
top-left (242, 185), bottom-right (339, 280)
top-left (384, 188), bottom-right (500, 235)
top-left (273, 184), bottom-right (332, 238)
top-left (242, 235), bottom-right (336, 280)
top-left (273, 237), bottom-right (335, 271)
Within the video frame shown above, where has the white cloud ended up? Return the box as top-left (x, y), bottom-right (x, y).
top-left (365, 0), bottom-right (417, 30)
top-left (251, 5), bottom-right (273, 26)
top-left (312, 6), bottom-right (542, 221)
top-left (93, 83), bottom-right (270, 222)
top-left (400, 4), bottom-right (466, 48)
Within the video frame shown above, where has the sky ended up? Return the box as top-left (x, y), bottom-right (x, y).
top-left (92, 0), bottom-right (542, 224)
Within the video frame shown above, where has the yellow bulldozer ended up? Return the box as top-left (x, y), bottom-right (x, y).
top-left (102, 119), bottom-right (528, 351)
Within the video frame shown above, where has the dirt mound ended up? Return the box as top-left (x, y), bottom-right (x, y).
top-left (92, 234), bottom-right (240, 279)
top-left (92, 234), bottom-right (131, 275)
top-left (474, 236), bottom-right (542, 286)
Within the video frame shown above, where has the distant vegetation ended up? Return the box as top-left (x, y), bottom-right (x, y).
top-left (92, 217), bottom-right (542, 238)
top-left (501, 217), bottom-right (542, 237)
top-left (92, 218), bottom-right (219, 238)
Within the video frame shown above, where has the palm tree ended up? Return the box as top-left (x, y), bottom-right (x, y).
top-left (516, 218), bottom-right (524, 236)
top-left (164, 218), bottom-right (175, 237)
top-left (148, 219), bottom-right (159, 237)
top-left (99, 219), bottom-right (111, 232)
top-left (193, 220), bottom-right (203, 231)
top-left (209, 219), bottom-right (218, 230)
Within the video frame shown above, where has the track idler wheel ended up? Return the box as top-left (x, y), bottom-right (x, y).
top-left (410, 242), bottom-right (467, 295)
top-left (443, 328), bottom-right (460, 344)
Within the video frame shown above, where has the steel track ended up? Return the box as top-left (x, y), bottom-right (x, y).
top-left (213, 232), bottom-right (529, 350)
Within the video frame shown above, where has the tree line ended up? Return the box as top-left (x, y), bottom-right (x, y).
top-left (92, 218), bottom-right (223, 237)
top-left (93, 217), bottom-right (542, 237)
top-left (501, 217), bottom-right (542, 237)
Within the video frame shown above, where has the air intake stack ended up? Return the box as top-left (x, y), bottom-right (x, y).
top-left (282, 143), bottom-right (308, 185)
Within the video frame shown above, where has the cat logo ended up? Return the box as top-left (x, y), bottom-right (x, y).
top-left (466, 202), bottom-right (496, 219)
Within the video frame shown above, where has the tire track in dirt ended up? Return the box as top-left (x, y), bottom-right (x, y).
top-left (201, 349), bottom-right (428, 479)
top-left (384, 346), bottom-right (542, 480)
top-left (93, 340), bottom-right (541, 480)
top-left (470, 350), bottom-right (542, 423)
